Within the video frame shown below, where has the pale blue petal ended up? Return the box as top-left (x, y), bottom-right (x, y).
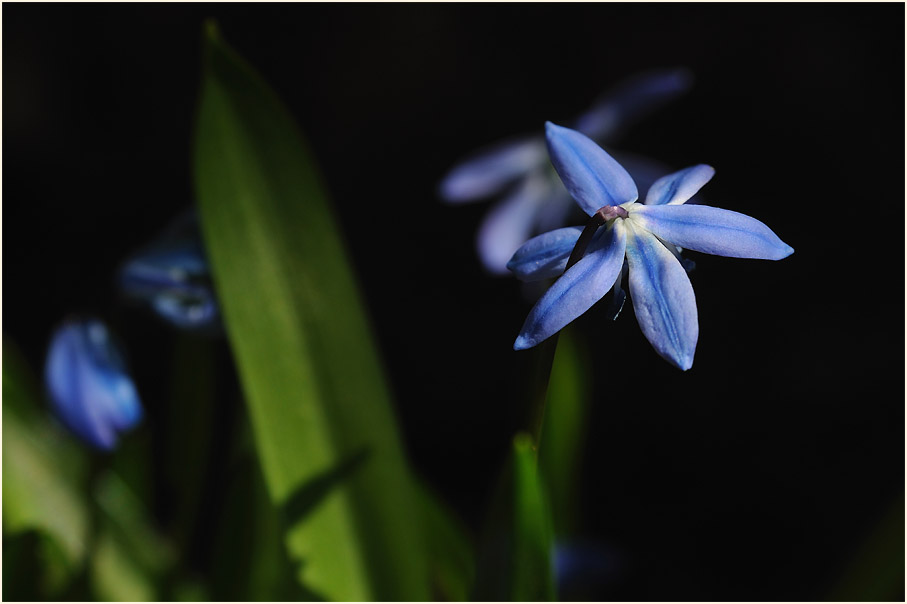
top-left (545, 122), bottom-right (638, 216)
top-left (644, 164), bottom-right (715, 206)
top-left (507, 226), bottom-right (584, 282)
top-left (514, 221), bottom-right (627, 350)
top-left (477, 174), bottom-right (551, 275)
top-left (44, 319), bottom-right (143, 450)
top-left (439, 136), bottom-right (547, 203)
top-left (574, 68), bottom-right (694, 140)
top-left (624, 223), bottom-right (698, 370)
top-left (629, 204), bottom-right (795, 260)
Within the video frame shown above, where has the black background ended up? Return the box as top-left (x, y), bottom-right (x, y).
top-left (4, 3), bottom-right (904, 601)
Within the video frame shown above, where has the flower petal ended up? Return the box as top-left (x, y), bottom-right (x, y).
top-left (44, 319), bottom-right (143, 449)
top-left (629, 204), bottom-right (794, 260)
top-left (507, 226), bottom-right (584, 282)
top-left (624, 223), bottom-right (698, 370)
top-left (644, 164), bottom-right (715, 206)
top-left (476, 174), bottom-right (554, 275)
top-left (119, 217), bottom-right (220, 330)
top-left (439, 136), bottom-right (547, 203)
top-left (574, 68), bottom-right (694, 141)
top-left (545, 122), bottom-right (638, 216)
top-left (514, 221), bottom-right (627, 350)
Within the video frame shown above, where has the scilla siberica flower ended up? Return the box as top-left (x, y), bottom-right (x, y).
top-left (439, 69), bottom-right (693, 274)
top-left (118, 210), bottom-right (219, 331)
top-left (508, 123), bottom-right (794, 370)
top-left (44, 318), bottom-right (143, 450)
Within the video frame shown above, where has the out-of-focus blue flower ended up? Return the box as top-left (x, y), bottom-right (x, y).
top-left (44, 318), bottom-right (143, 450)
top-left (554, 540), bottom-right (622, 598)
top-left (439, 69), bottom-right (693, 274)
top-left (118, 211), bottom-right (219, 331)
top-left (509, 123), bottom-right (794, 370)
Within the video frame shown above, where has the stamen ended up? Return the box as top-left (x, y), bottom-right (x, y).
top-left (565, 205), bottom-right (628, 270)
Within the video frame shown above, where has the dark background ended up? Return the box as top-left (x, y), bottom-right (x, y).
top-left (4, 3), bottom-right (904, 601)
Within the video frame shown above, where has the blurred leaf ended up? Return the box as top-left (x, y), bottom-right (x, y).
top-left (539, 328), bottom-right (591, 538)
top-left (193, 22), bottom-right (430, 600)
top-left (90, 529), bottom-right (155, 602)
top-left (2, 530), bottom-right (72, 599)
top-left (209, 436), bottom-right (310, 601)
top-left (90, 471), bottom-right (176, 602)
top-left (474, 433), bottom-right (555, 601)
top-left (2, 337), bottom-right (90, 587)
top-left (829, 493), bottom-right (905, 601)
top-left (415, 481), bottom-right (476, 601)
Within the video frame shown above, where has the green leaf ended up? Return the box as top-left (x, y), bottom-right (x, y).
top-left (90, 472), bottom-right (175, 602)
top-left (539, 328), bottom-right (591, 538)
top-left (474, 433), bottom-right (555, 601)
top-left (2, 337), bottom-right (90, 584)
top-left (193, 22), bottom-right (430, 601)
top-left (415, 481), bottom-right (476, 601)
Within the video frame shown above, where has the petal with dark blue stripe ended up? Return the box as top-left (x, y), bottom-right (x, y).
top-left (624, 223), bottom-right (698, 370)
top-left (514, 221), bottom-right (626, 350)
top-left (629, 204), bottom-right (794, 260)
top-left (545, 122), bottom-right (638, 216)
top-left (507, 226), bottom-right (584, 282)
top-left (644, 164), bottom-right (715, 206)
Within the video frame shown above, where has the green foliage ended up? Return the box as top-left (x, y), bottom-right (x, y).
top-left (539, 328), bottom-right (591, 538)
top-left (415, 481), bottom-right (476, 601)
top-left (475, 433), bottom-right (555, 601)
top-left (2, 337), bottom-right (90, 596)
top-left (193, 22), bottom-right (430, 600)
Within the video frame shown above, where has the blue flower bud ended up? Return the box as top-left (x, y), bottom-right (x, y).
top-left (44, 318), bottom-right (143, 450)
top-left (118, 211), bottom-right (219, 331)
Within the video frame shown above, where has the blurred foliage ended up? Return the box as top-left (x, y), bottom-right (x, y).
top-left (3, 337), bottom-right (90, 597)
top-left (193, 21), bottom-right (432, 600)
top-left (474, 433), bottom-right (555, 601)
top-left (415, 480), bottom-right (477, 601)
top-left (539, 328), bottom-right (591, 539)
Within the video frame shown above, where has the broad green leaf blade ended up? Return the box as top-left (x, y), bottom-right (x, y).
top-left (2, 337), bottom-right (90, 581)
top-left (474, 433), bottom-right (555, 601)
top-left (193, 23), bottom-right (429, 601)
top-left (539, 328), bottom-right (591, 538)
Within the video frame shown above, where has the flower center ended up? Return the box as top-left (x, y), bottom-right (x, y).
top-left (565, 205), bottom-right (628, 270)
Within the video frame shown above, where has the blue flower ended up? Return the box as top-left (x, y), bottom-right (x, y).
top-left (439, 69), bottom-right (693, 274)
top-left (44, 318), bottom-right (143, 450)
top-left (509, 123), bottom-right (794, 370)
top-left (118, 210), bottom-right (219, 331)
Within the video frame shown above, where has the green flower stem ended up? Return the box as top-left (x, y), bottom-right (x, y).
top-left (525, 208), bottom-right (610, 453)
top-left (524, 333), bottom-right (559, 455)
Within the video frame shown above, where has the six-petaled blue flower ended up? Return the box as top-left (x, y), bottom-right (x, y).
top-left (44, 318), bottom-right (144, 450)
top-left (439, 69), bottom-right (693, 274)
top-left (509, 123), bottom-right (794, 370)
